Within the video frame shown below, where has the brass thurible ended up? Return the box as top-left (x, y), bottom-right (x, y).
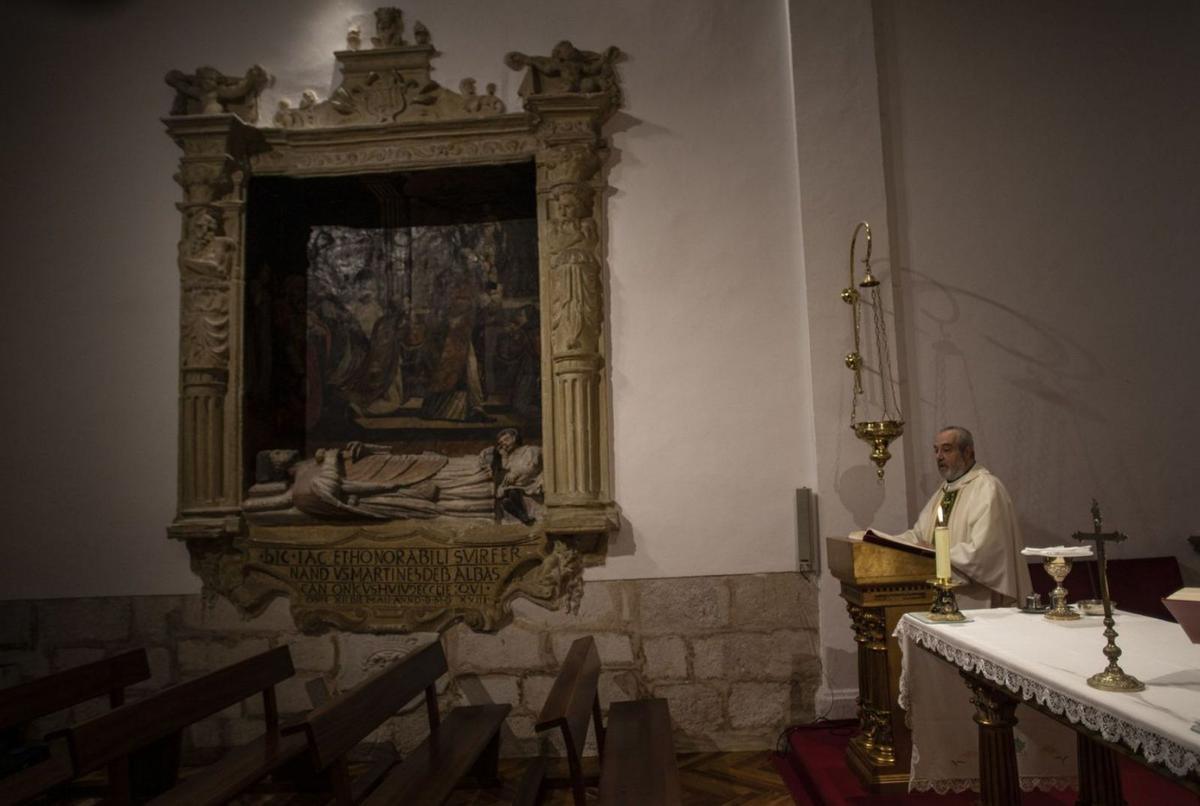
top-left (842, 221), bottom-right (903, 479)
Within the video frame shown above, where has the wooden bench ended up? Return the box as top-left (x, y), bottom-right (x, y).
top-left (0, 648), bottom-right (149, 804)
top-left (350, 640), bottom-right (510, 806)
top-left (513, 635), bottom-right (604, 806)
top-left (59, 645), bottom-right (306, 805)
top-left (598, 698), bottom-right (681, 805)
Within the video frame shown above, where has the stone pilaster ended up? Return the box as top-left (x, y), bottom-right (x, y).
top-left (164, 115), bottom-right (255, 539)
top-left (529, 94), bottom-right (619, 536)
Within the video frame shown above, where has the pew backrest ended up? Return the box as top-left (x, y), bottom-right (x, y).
top-left (63, 645), bottom-right (294, 776)
top-left (301, 639), bottom-right (446, 773)
top-left (0, 648), bottom-right (149, 731)
top-left (535, 635), bottom-right (604, 765)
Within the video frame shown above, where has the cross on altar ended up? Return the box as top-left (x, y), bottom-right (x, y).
top-left (1072, 499), bottom-right (1145, 692)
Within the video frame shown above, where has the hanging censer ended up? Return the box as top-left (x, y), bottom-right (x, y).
top-left (842, 221), bottom-right (904, 479)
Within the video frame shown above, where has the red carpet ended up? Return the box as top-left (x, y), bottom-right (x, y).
top-left (772, 720), bottom-right (1194, 805)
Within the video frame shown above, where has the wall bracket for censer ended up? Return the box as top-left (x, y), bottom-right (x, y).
top-left (841, 221), bottom-right (904, 479)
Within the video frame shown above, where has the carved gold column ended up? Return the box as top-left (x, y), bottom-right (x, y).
top-left (962, 673), bottom-right (1022, 806)
top-left (847, 603), bottom-right (895, 767)
top-left (826, 536), bottom-right (936, 793)
top-left (164, 115), bottom-right (253, 540)
top-left (528, 94), bottom-right (620, 536)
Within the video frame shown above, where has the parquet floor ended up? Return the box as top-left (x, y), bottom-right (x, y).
top-left (53, 751), bottom-right (793, 805)
top-left (445, 751), bottom-right (793, 805)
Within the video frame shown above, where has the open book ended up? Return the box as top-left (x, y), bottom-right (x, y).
top-left (862, 530), bottom-right (935, 559)
top-left (1163, 587), bottom-right (1200, 644)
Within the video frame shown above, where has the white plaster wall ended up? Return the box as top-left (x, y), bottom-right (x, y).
top-left (787, 0), bottom-right (913, 716)
top-left (0, 0), bottom-right (818, 598)
top-left (876, 1), bottom-right (1200, 576)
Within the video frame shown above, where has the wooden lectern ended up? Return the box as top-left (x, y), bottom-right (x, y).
top-left (827, 535), bottom-right (936, 793)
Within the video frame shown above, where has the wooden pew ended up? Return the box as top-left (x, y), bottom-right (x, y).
top-left (513, 635), bottom-right (604, 806)
top-left (351, 640), bottom-right (510, 806)
top-left (0, 648), bottom-right (149, 804)
top-left (598, 698), bottom-right (681, 806)
top-left (59, 645), bottom-right (306, 805)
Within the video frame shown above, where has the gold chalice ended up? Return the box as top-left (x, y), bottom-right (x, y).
top-left (1042, 555), bottom-right (1081, 621)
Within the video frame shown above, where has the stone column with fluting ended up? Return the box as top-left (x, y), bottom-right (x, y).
top-left (164, 115), bottom-right (253, 540)
top-left (528, 95), bottom-right (620, 536)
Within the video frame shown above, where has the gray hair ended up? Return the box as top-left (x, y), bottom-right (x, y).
top-left (938, 425), bottom-right (974, 453)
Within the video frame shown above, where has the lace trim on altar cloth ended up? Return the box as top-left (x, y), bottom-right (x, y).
top-left (909, 776), bottom-right (1076, 794)
top-left (895, 619), bottom-right (1200, 778)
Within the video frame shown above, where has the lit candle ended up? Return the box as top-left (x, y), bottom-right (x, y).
top-left (934, 505), bottom-right (951, 581)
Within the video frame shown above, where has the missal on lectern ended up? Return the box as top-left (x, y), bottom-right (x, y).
top-left (862, 530), bottom-right (935, 559)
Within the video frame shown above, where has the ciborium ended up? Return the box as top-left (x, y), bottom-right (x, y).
top-left (1042, 555), bottom-right (1081, 621)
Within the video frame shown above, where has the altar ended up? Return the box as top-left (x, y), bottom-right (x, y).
top-left (895, 608), bottom-right (1200, 803)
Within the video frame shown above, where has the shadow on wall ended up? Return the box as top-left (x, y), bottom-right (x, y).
top-left (901, 268), bottom-right (1108, 424)
top-left (835, 464), bottom-right (885, 529)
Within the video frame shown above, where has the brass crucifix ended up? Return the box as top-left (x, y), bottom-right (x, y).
top-left (1071, 499), bottom-right (1144, 692)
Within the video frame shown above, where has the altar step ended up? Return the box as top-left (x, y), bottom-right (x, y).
top-left (774, 720), bottom-right (1191, 805)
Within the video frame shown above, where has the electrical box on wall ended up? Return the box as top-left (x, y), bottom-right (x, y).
top-left (795, 487), bottom-right (819, 573)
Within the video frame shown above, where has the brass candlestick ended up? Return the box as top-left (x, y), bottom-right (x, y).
top-left (927, 577), bottom-right (967, 622)
top-left (1042, 555), bottom-right (1081, 621)
top-left (1072, 500), bottom-right (1144, 693)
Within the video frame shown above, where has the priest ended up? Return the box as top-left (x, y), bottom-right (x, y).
top-left (887, 425), bottom-right (1032, 607)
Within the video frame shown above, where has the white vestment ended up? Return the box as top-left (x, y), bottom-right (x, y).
top-left (890, 464), bottom-right (1031, 607)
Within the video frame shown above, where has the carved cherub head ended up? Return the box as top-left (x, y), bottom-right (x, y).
top-left (189, 208), bottom-right (220, 244)
top-left (551, 41), bottom-right (582, 64)
top-left (373, 7), bottom-right (405, 47)
top-left (552, 186), bottom-right (594, 220)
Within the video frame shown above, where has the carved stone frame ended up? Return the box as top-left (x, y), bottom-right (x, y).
top-left (164, 27), bottom-right (621, 628)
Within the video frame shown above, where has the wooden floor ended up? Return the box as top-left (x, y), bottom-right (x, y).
top-left (446, 752), bottom-right (793, 805)
top-left (51, 751), bottom-right (792, 805)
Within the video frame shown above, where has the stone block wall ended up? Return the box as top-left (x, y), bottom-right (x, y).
top-left (0, 572), bottom-right (821, 759)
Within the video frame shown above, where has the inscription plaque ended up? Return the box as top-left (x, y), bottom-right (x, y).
top-left (237, 524), bottom-right (584, 632)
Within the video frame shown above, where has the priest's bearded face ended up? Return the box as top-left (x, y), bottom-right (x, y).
top-left (934, 429), bottom-right (974, 482)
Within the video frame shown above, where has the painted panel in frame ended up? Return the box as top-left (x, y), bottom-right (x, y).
top-left (243, 163), bottom-right (543, 530)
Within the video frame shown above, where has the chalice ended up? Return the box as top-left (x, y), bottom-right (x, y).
top-left (1042, 555), bottom-right (1080, 621)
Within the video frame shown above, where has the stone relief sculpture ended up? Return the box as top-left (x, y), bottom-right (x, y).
top-left (372, 7), bottom-right (407, 47)
top-left (181, 208), bottom-right (236, 280)
top-left (244, 431), bottom-right (543, 527)
top-left (505, 41), bottom-right (621, 100)
top-left (164, 7), bottom-right (621, 633)
top-left (165, 64), bottom-right (271, 123)
top-left (272, 8), bottom-right (504, 129)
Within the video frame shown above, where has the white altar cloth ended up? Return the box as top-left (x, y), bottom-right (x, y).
top-left (895, 608), bottom-right (1200, 793)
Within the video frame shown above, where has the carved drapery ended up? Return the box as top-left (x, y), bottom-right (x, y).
top-left (163, 10), bottom-right (621, 630)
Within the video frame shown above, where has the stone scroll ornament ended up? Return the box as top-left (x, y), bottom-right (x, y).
top-left (272, 7), bottom-right (506, 129)
top-left (165, 65), bottom-right (272, 123)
